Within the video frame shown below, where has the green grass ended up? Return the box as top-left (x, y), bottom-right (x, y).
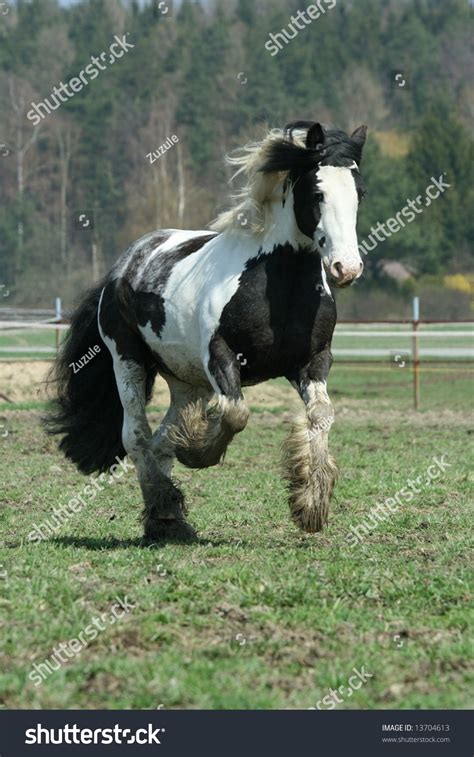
top-left (0, 329), bottom-right (59, 359)
top-left (0, 368), bottom-right (472, 709)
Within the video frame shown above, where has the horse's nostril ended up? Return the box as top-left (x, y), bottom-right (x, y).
top-left (330, 261), bottom-right (345, 280)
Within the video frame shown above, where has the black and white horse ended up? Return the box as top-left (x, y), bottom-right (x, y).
top-left (47, 121), bottom-right (367, 541)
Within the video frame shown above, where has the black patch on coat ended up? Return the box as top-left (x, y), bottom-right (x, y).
top-left (351, 168), bottom-right (366, 201)
top-left (297, 347), bottom-right (334, 395)
top-left (215, 244), bottom-right (336, 386)
top-left (100, 282), bottom-right (155, 368)
top-left (291, 169), bottom-right (321, 240)
top-left (176, 234), bottom-right (218, 256)
top-left (101, 279), bottom-right (174, 379)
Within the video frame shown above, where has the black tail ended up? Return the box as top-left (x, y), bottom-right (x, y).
top-left (44, 279), bottom-right (156, 474)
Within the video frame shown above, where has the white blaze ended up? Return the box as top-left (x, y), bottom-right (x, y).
top-left (316, 165), bottom-right (362, 275)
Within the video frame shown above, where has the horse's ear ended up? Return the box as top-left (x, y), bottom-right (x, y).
top-left (351, 125), bottom-right (367, 148)
top-left (306, 123), bottom-right (325, 150)
top-left (284, 120), bottom-right (317, 142)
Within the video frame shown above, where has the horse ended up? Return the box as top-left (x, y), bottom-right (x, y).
top-left (46, 120), bottom-right (367, 542)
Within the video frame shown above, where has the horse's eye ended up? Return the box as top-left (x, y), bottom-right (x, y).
top-left (314, 192), bottom-right (324, 203)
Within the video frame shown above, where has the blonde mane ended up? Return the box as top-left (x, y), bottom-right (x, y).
top-left (210, 128), bottom-right (307, 235)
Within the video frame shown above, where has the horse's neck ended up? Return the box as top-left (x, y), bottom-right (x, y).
top-left (260, 187), bottom-right (311, 254)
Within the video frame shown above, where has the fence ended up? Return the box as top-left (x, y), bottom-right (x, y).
top-left (0, 307), bottom-right (472, 410)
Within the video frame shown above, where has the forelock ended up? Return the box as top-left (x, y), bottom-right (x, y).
top-left (318, 127), bottom-right (364, 167)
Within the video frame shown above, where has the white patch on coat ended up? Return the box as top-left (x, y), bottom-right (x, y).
top-left (138, 233), bottom-right (252, 385)
top-left (302, 380), bottom-right (330, 407)
top-left (320, 262), bottom-right (332, 297)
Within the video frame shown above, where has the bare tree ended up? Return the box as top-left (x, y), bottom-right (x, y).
top-left (54, 119), bottom-right (79, 273)
top-left (6, 76), bottom-right (42, 279)
top-left (339, 67), bottom-right (389, 132)
top-left (176, 141), bottom-right (186, 224)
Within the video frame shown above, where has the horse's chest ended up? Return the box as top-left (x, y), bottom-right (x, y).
top-left (217, 249), bottom-right (336, 381)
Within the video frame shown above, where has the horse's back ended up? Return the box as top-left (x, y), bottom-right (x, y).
top-left (114, 228), bottom-right (216, 289)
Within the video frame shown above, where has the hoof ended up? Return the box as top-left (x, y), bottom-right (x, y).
top-left (142, 479), bottom-right (188, 520)
top-left (143, 518), bottom-right (197, 544)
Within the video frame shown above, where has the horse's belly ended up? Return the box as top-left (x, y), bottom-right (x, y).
top-left (138, 320), bottom-right (209, 386)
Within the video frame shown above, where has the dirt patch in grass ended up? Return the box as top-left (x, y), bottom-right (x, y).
top-left (0, 360), bottom-right (291, 407)
top-left (0, 361), bottom-right (52, 402)
top-left (2, 361), bottom-right (472, 432)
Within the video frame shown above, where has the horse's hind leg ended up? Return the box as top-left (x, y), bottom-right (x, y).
top-left (149, 377), bottom-right (202, 472)
top-left (111, 358), bottom-right (194, 542)
top-left (283, 349), bottom-right (338, 533)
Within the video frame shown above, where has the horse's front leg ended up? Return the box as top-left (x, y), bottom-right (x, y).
top-left (284, 349), bottom-right (337, 533)
top-left (207, 333), bottom-right (250, 433)
top-left (170, 334), bottom-right (249, 468)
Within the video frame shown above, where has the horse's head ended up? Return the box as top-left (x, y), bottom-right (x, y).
top-left (261, 121), bottom-right (367, 287)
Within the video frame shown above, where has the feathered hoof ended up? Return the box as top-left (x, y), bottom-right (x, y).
top-left (290, 493), bottom-right (330, 533)
top-left (143, 477), bottom-right (187, 516)
top-left (287, 456), bottom-right (338, 533)
top-left (143, 517), bottom-right (198, 544)
top-left (219, 397), bottom-right (250, 433)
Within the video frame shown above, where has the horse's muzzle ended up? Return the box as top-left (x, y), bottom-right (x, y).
top-left (328, 260), bottom-right (364, 287)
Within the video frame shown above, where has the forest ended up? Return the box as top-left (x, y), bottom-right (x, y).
top-left (0, 0), bottom-right (472, 317)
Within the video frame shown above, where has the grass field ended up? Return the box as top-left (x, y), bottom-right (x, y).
top-left (0, 365), bottom-right (473, 710)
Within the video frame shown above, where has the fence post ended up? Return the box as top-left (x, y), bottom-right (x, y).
top-left (55, 297), bottom-right (62, 351)
top-left (412, 296), bottom-right (420, 411)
